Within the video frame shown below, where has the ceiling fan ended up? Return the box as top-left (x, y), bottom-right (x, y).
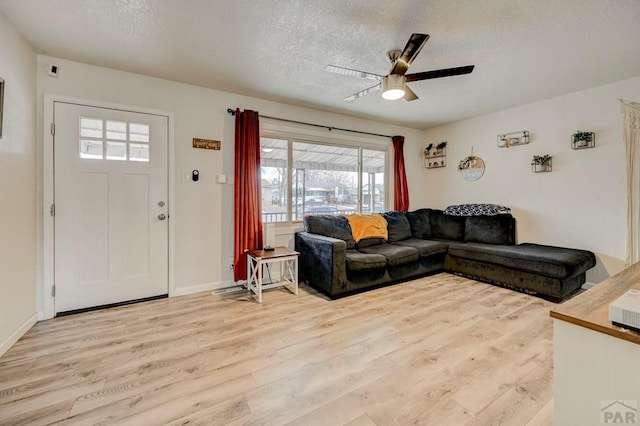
top-left (325, 33), bottom-right (475, 102)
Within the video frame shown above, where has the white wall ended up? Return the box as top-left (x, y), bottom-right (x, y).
top-left (0, 13), bottom-right (37, 356)
top-left (416, 76), bottom-right (640, 281)
top-left (35, 56), bottom-right (423, 305)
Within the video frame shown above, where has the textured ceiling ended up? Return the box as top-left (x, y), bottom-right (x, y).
top-left (1, 0), bottom-right (639, 129)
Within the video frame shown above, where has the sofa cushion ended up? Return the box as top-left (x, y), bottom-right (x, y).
top-left (346, 214), bottom-right (388, 243)
top-left (383, 211), bottom-right (412, 242)
top-left (304, 215), bottom-right (355, 249)
top-left (358, 243), bottom-right (419, 267)
top-left (465, 214), bottom-right (515, 245)
top-left (405, 208), bottom-right (432, 239)
top-left (391, 238), bottom-right (449, 258)
top-left (430, 210), bottom-right (466, 241)
top-left (447, 242), bottom-right (596, 279)
top-left (355, 237), bottom-right (387, 249)
top-left (345, 249), bottom-right (387, 272)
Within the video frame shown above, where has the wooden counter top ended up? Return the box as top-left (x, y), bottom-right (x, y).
top-left (550, 261), bottom-right (640, 345)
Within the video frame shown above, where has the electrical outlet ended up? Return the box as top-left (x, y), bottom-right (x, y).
top-left (227, 263), bottom-right (234, 271)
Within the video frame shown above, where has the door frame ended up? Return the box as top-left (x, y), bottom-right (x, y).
top-left (42, 94), bottom-right (175, 320)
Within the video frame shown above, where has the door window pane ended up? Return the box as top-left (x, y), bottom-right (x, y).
top-left (106, 121), bottom-right (126, 140)
top-left (80, 139), bottom-right (103, 159)
top-left (106, 141), bottom-right (127, 160)
top-left (130, 143), bottom-right (150, 162)
top-left (130, 123), bottom-right (150, 142)
top-left (78, 118), bottom-right (151, 162)
top-left (80, 117), bottom-right (102, 138)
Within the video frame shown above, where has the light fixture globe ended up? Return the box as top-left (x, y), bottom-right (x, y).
top-left (382, 75), bottom-right (405, 100)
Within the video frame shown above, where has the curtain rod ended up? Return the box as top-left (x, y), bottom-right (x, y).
top-left (226, 108), bottom-right (393, 139)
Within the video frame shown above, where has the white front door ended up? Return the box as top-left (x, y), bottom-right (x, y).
top-left (54, 102), bottom-right (169, 313)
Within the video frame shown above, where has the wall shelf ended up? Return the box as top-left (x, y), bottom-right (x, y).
top-left (571, 132), bottom-right (595, 150)
top-left (531, 156), bottom-right (552, 173)
top-left (425, 147), bottom-right (446, 168)
top-left (498, 130), bottom-right (530, 148)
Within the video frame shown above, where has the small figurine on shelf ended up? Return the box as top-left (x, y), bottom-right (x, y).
top-left (424, 143), bottom-right (433, 158)
top-left (434, 141), bottom-right (447, 156)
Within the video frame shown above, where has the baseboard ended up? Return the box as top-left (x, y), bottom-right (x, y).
top-left (582, 282), bottom-right (596, 290)
top-left (173, 280), bottom-right (236, 296)
top-left (0, 313), bottom-right (37, 358)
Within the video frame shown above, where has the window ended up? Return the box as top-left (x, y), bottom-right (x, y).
top-left (79, 117), bottom-right (150, 162)
top-left (260, 135), bottom-right (388, 223)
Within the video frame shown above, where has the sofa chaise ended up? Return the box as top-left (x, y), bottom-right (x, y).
top-left (294, 208), bottom-right (596, 301)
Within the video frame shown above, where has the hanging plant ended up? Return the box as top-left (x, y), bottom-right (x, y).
top-left (572, 131), bottom-right (592, 142)
top-left (531, 154), bottom-right (552, 166)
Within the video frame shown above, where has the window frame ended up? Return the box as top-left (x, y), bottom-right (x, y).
top-left (260, 125), bottom-right (392, 227)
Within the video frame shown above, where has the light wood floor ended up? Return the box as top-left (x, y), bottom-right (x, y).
top-left (0, 273), bottom-right (555, 425)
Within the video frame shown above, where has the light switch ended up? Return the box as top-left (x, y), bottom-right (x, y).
top-left (217, 174), bottom-right (227, 184)
top-left (182, 171), bottom-right (190, 181)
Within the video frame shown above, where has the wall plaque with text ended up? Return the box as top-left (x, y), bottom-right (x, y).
top-left (192, 138), bottom-right (221, 150)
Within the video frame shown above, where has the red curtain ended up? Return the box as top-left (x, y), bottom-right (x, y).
top-left (234, 109), bottom-right (263, 282)
top-left (392, 135), bottom-right (410, 212)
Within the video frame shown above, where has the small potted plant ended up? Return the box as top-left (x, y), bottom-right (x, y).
top-left (572, 130), bottom-right (593, 148)
top-left (531, 154), bottom-right (552, 172)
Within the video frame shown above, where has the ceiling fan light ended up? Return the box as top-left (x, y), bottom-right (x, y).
top-left (382, 75), bottom-right (405, 100)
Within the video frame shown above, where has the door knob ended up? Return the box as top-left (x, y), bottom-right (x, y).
top-left (158, 213), bottom-right (167, 221)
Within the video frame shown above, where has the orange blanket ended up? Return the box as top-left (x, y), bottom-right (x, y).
top-left (346, 213), bottom-right (388, 243)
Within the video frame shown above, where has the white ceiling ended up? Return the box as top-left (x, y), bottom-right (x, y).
top-left (1, 0), bottom-right (639, 129)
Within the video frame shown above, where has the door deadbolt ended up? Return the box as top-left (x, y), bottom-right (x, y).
top-left (158, 201), bottom-right (165, 207)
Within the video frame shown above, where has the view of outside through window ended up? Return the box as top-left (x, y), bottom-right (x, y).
top-left (261, 137), bottom-right (386, 223)
top-left (79, 117), bottom-right (150, 162)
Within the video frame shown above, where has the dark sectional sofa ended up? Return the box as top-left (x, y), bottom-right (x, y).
top-left (294, 208), bottom-right (596, 301)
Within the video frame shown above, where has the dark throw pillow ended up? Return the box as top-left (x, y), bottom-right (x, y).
top-left (405, 208), bottom-right (432, 239)
top-left (304, 215), bottom-right (355, 249)
top-left (382, 211), bottom-right (412, 242)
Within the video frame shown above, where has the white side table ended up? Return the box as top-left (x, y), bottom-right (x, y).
top-left (246, 246), bottom-right (299, 303)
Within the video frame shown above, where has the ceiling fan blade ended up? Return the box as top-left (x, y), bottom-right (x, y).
top-left (344, 83), bottom-right (382, 101)
top-left (403, 85), bottom-right (419, 102)
top-left (390, 33), bottom-right (430, 76)
top-left (325, 65), bottom-right (383, 81)
top-left (405, 65), bottom-right (475, 82)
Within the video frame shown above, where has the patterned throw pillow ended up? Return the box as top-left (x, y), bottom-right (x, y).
top-left (444, 204), bottom-right (511, 216)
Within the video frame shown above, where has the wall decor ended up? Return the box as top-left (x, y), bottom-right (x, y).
top-left (458, 148), bottom-right (485, 181)
top-left (497, 130), bottom-right (529, 148)
top-left (192, 138), bottom-right (221, 150)
top-left (424, 141), bottom-right (447, 168)
top-left (571, 130), bottom-right (595, 149)
top-left (0, 77), bottom-right (4, 140)
top-left (531, 154), bottom-right (552, 173)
